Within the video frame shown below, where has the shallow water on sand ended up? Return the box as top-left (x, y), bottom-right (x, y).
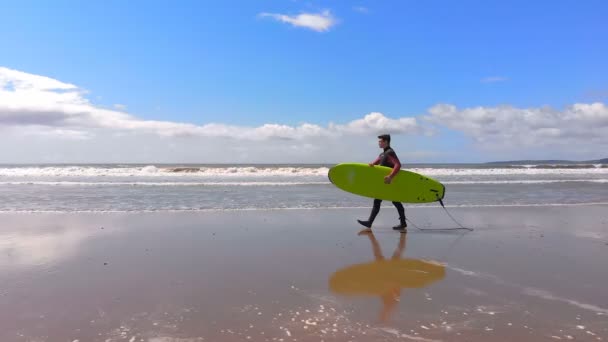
top-left (1, 205), bottom-right (607, 341)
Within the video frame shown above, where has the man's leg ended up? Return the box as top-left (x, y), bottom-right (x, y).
top-left (392, 201), bottom-right (407, 231)
top-left (358, 199), bottom-right (382, 228)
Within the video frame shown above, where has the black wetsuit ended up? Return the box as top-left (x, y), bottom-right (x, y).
top-left (368, 147), bottom-right (406, 224)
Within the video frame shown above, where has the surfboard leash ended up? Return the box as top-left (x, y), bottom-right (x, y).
top-left (437, 199), bottom-right (474, 231)
top-left (404, 198), bottom-right (473, 232)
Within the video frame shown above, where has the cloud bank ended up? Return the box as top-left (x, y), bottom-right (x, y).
top-left (1, 67), bottom-right (606, 163)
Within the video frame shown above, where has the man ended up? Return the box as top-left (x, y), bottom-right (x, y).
top-left (357, 134), bottom-right (408, 232)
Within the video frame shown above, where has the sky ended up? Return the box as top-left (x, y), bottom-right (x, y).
top-left (0, 0), bottom-right (606, 163)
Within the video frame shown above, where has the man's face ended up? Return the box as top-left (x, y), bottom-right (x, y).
top-left (378, 139), bottom-right (387, 148)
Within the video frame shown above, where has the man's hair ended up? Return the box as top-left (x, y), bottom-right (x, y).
top-left (378, 134), bottom-right (391, 144)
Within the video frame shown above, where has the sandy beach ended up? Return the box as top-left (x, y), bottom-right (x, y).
top-left (1, 205), bottom-right (607, 342)
top-left (3, 1), bottom-right (607, 340)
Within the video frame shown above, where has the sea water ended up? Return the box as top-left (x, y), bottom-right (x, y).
top-left (0, 164), bottom-right (607, 212)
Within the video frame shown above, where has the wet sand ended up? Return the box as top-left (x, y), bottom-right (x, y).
top-left (1, 205), bottom-right (607, 341)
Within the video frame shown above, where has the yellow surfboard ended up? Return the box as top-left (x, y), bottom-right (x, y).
top-left (328, 163), bottom-right (445, 203)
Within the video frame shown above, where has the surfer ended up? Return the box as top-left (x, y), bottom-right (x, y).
top-left (357, 134), bottom-right (408, 231)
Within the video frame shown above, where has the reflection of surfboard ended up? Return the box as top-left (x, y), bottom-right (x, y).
top-left (328, 163), bottom-right (445, 203)
top-left (329, 259), bottom-right (445, 295)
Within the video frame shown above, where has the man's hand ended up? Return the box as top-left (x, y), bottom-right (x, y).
top-left (384, 175), bottom-right (393, 184)
top-left (368, 163), bottom-right (375, 167)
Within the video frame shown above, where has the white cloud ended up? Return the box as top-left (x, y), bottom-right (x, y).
top-left (259, 10), bottom-right (336, 32)
top-left (3, 66), bottom-right (606, 163)
top-left (0, 66), bottom-right (429, 163)
top-left (1, 67), bottom-right (422, 140)
top-left (480, 76), bottom-right (508, 83)
top-left (114, 103), bottom-right (127, 110)
top-left (17, 126), bottom-right (93, 140)
top-left (425, 103), bottom-right (608, 149)
top-left (353, 6), bottom-right (369, 14)
top-left (0, 67), bottom-right (77, 91)
top-left (331, 112), bottom-right (419, 135)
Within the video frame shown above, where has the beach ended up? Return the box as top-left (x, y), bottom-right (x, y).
top-left (3, 2), bottom-right (607, 340)
top-left (1, 204), bottom-right (607, 341)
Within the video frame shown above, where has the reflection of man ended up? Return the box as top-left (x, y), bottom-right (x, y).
top-left (360, 230), bottom-right (406, 323)
top-left (330, 231), bottom-right (446, 324)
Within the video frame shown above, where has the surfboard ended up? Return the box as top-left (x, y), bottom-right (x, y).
top-left (328, 163), bottom-right (445, 203)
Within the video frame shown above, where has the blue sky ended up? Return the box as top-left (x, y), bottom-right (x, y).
top-left (0, 0), bottom-right (607, 163)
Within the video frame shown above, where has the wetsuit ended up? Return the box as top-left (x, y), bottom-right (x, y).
top-left (367, 146), bottom-right (406, 226)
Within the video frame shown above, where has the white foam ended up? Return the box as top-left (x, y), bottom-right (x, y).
top-left (1, 202), bottom-right (607, 214)
top-left (0, 166), bottom-right (331, 178)
top-left (443, 179), bottom-right (608, 184)
top-left (1, 179), bottom-right (606, 186)
top-left (1, 165), bottom-right (607, 178)
top-left (410, 167), bottom-right (608, 176)
top-left (0, 178), bottom-right (608, 186)
top-left (447, 264), bottom-right (608, 315)
top-left (380, 328), bottom-right (441, 342)
top-left (0, 181), bottom-right (329, 186)
top-left (524, 288), bottom-right (608, 315)
top-left (573, 231), bottom-right (608, 241)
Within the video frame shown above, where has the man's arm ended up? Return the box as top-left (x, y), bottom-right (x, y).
top-left (383, 153), bottom-right (402, 184)
top-left (387, 154), bottom-right (401, 178)
top-left (369, 156), bottom-right (381, 166)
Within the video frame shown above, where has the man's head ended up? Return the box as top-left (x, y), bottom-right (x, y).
top-left (377, 134), bottom-right (391, 148)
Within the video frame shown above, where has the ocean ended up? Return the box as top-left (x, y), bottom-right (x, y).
top-left (1, 163), bottom-right (607, 212)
